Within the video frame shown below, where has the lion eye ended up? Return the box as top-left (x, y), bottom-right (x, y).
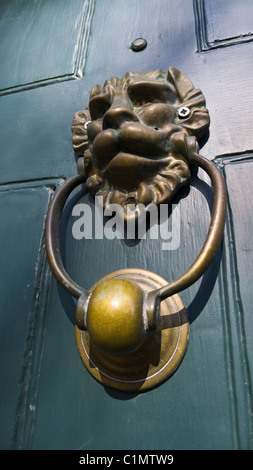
top-left (127, 81), bottom-right (172, 108)
top-left (89, 96), bottom-right (111, 120)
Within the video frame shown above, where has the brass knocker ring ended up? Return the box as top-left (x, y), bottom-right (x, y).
top-left (45, 141), bottom-right (227, 392)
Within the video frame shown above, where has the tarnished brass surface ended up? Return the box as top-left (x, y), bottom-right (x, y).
top-left (45, 66), bottom-right (227, 392)
top-left (86, 278), bottom-right (146, 356)
top-left (72, 67), bottom-right (210, 219)
top-left (75, 269), bottom-right (189, 392)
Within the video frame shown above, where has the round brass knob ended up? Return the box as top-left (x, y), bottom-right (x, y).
top-left (86, 278), bottom-right (146, 356)
top-left (75, 268), bottom-right (189, 392)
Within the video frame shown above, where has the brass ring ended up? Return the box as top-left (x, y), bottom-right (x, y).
top-left (45, 150), bottom-right (227, 302)
top-left (45, 148), bottom-right (227, 391)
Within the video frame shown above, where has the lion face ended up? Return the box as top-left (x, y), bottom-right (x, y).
top-left (72, 67), bottom-right (209, 216)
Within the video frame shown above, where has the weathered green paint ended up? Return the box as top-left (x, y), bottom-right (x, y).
top-left (0, 0), bottom-right (252, 450)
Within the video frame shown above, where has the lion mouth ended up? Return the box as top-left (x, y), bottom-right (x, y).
top-left (92, 122), bottom-right (180, 173)
top-left (103, 152), bottom-right (171, 190)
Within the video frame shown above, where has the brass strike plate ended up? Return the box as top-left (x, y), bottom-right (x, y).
top-left (75, 269), bottom-right (189, 392)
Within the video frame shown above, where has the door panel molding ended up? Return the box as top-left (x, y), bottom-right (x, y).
top-left (0, 0), bottom-right (95, 96)
top-left (0, 180), bottom-right (61, 449)
top-left (215, 154), bottom-right (253, 449)
top-left (194, 0), bottom-right (253, 51)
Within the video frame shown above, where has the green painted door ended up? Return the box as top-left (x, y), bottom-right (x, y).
top-left (0, 0), bottom-right (252, 450)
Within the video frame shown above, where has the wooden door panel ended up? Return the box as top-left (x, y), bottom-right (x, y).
top-left (194, 0), bottom-right (253, 158)
top-left (83, 0), bottom-right (197, 78)
top-left (225, 159), bottom-right (253, 384)
top-left (202, 0), bottom-right (253, 48)
top-left (217, 156), bottom-right (253, 449)
top-left (0, 84), bottom-right (78, 183)
top-left (0, 0), bottom-right (252, 451)
top-left (0, 184), bottom-right (53, 449)
top-left (0, 0), bottom-right (94, 94)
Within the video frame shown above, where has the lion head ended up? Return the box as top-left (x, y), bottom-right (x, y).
top-left (72, 67), bottom-right (209, 217)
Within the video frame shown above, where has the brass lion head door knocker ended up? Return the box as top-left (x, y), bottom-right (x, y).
top-left (72, 67), bottom-right (210, 218)
top-left (46, 67), bottom-right (226, 392)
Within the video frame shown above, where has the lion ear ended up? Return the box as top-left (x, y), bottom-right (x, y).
top-left (71, 109), bottom-right (91, 156)
top-left (167, 67), bottom-right (196, 101)
top-left (167, 67), bottom-right (210, 140)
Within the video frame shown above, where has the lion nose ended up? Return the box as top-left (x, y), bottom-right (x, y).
top-left (103, 95), bottom-right (138, 130)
